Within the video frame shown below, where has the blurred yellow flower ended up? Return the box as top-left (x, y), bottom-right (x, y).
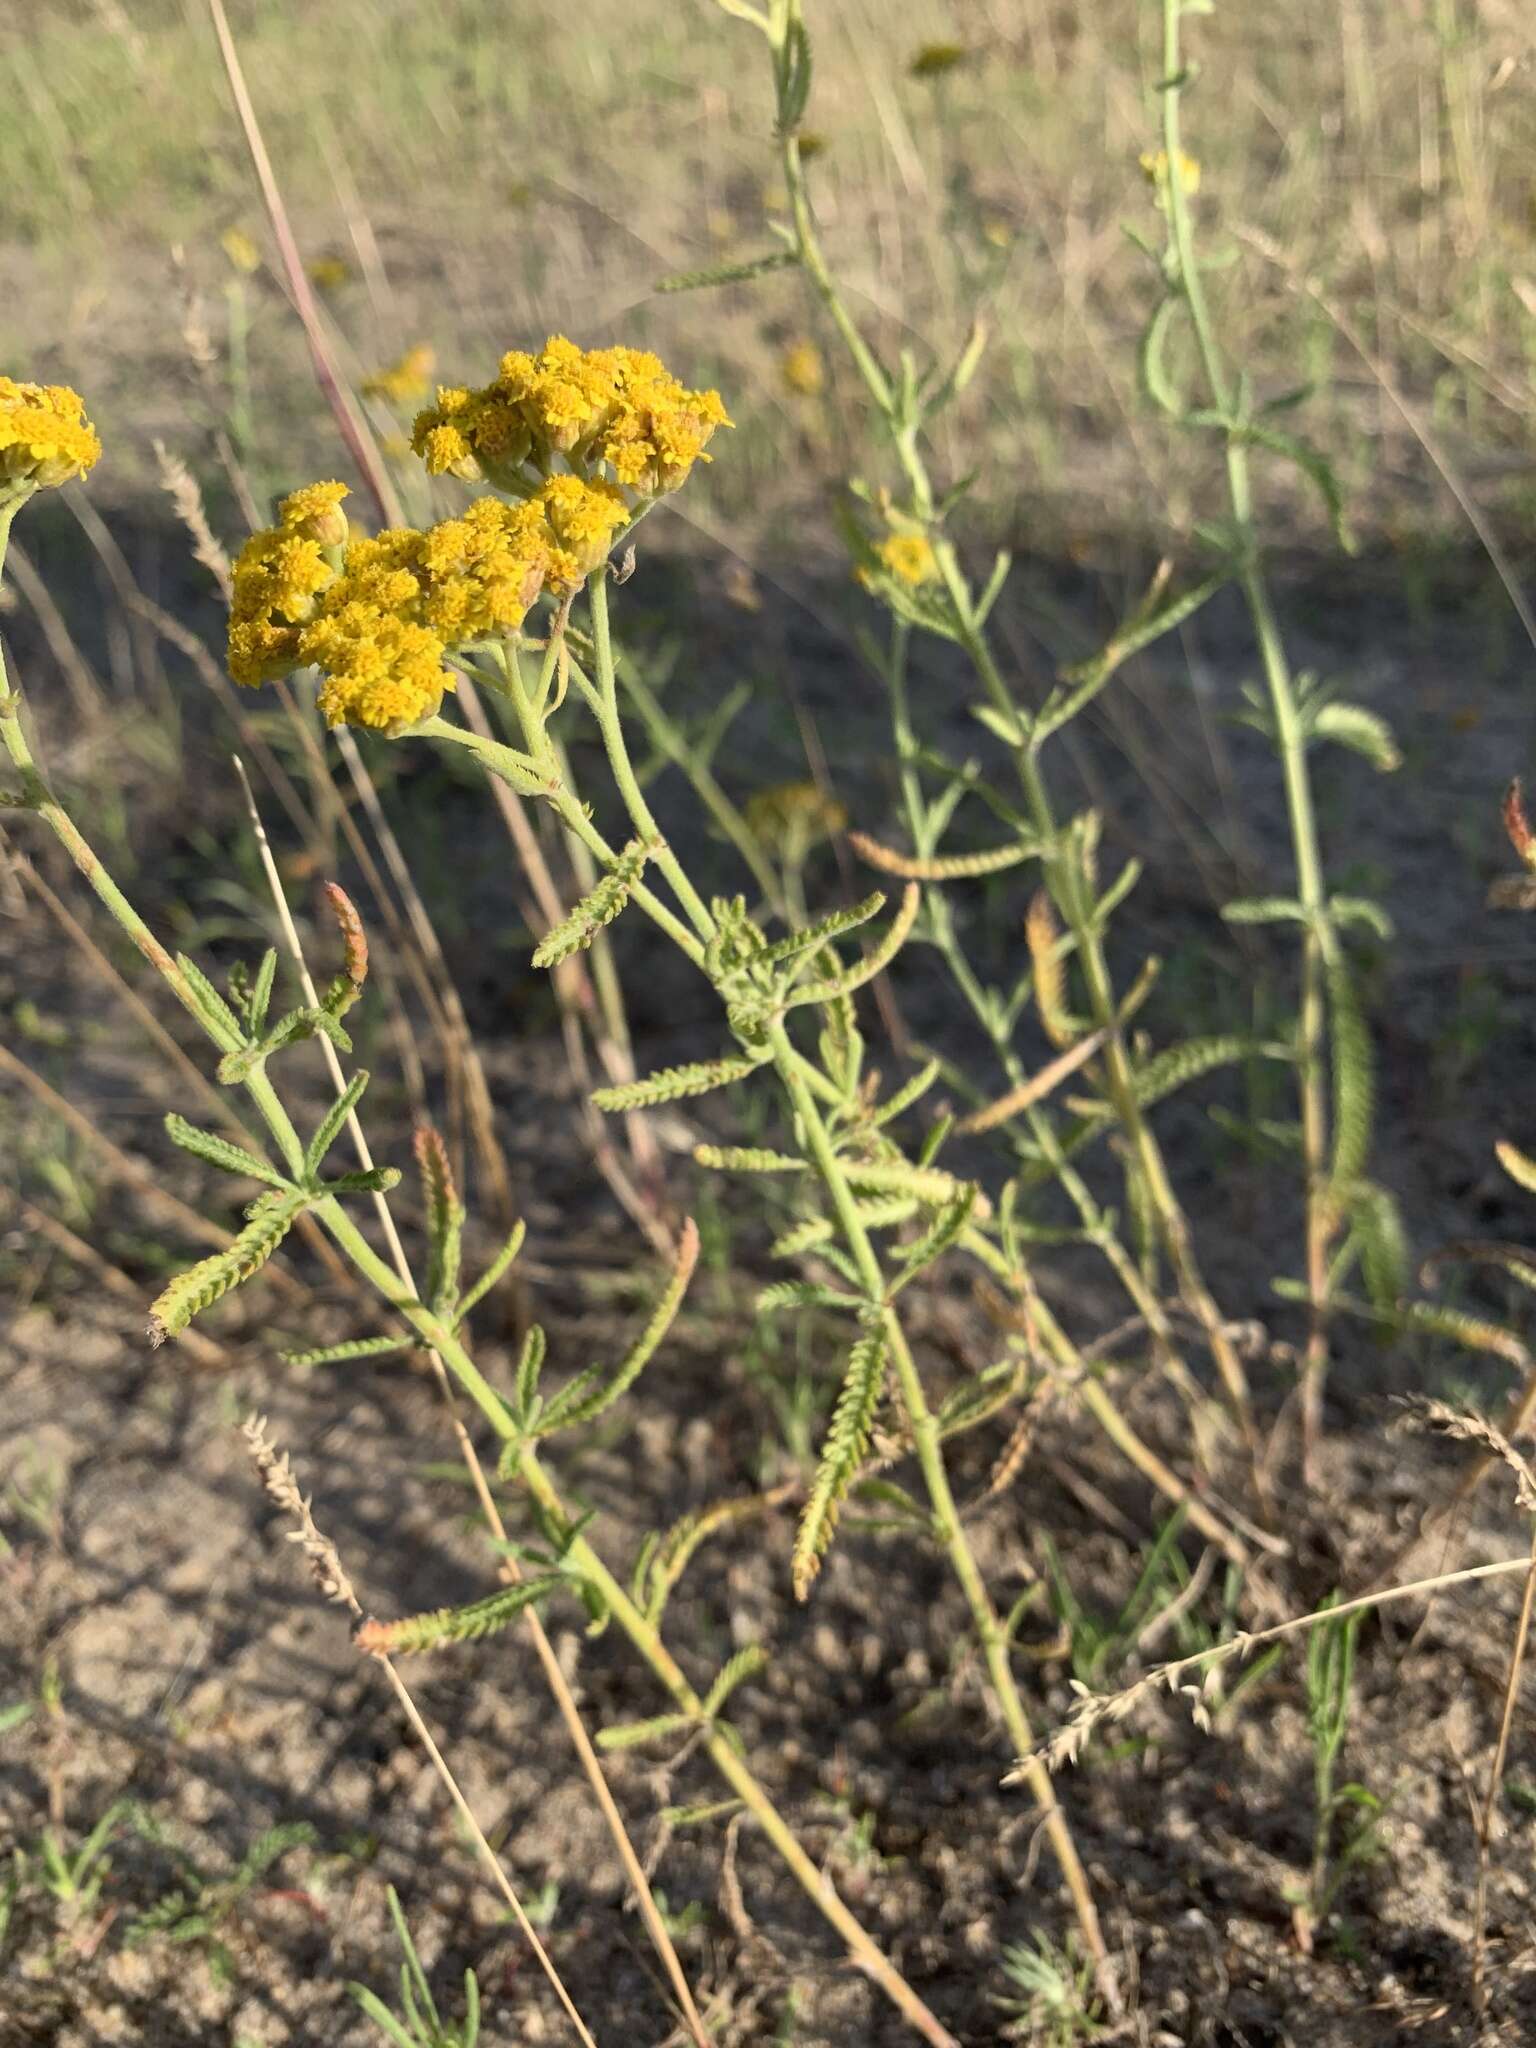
top-left (362, 344), bottom-right (437, 406)
top-left (746, 779), bottom-right (848, 851)
top-left (877, 533), bottom-right (939, 587)
top-left (780, 339), bottom-right (826, 398)
top-left (307, 256), bottom-right (352, 292)
top-left (1139, 149), bottom-right (1201, 199)
top-left (220, 227), bottom-right (261, 275)
top-left (909, 43), bottom-right (967, 80)
top-left (0, 376), bottom-right (102, 491)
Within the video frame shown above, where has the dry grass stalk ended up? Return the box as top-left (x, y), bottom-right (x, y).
top-left (240, 1415), bottom-right (600, 2048)
top-left (1019, 1555), bottom-right (1536, 1776)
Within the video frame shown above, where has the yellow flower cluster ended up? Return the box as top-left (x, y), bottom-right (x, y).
top-left (411, 336), bottom-right (731, 501)
top-left (302, 607), bottom-right (453, 732)
top-left (228, 476), bottom-right (632, 730)
top-left (226, 481), bottom-right (349, 689)
top-left (0, 377), bottom-right (102, 492)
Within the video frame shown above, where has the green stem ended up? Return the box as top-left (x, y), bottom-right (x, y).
top-left (1158, 0), bottom-right (1334, 1465)
top-left (587, 571), bottom-right (717, 945)
top-left (617, 656), bottom-right (785, 913)
top-left (765, 1025), bottom-right (1112, 1981)
top-left (887, 629), bottom-right (1246, 1548)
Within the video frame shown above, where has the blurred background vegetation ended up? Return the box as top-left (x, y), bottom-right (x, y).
top-left (4, 0), bottom-right (1535, 564)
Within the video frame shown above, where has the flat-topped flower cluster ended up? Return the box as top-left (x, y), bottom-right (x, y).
top-left (1, 377), bottom-right (102, 492)
top-left (411, 335), bottom-right (730, 498)
top-left (226, 337), bottom-right (729, 731)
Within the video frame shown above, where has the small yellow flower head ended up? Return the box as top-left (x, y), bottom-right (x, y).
top-left (221, 227), bottom-right (262, 275)
top-left (362, 344), bottom-right (437, 406)
top-left (227, 484), bottom-right (350, 686)
top-left (228, 530), bottom-right (335, 685)
top-left (411, 384), bottom-right (520, 483)
top-left (412, 497), bottom-right (549, 636)
top-left (909, 42), bottom-right (967, 80)
top-left (278, 479), bottom-right (350, 549)
top-left (0, 377), bottom-right (102, 491)
top-left (1139, 149), bottom-right (1201, 200)
top-left (780, 339), bottom-right (825, 398)
top-left (876, 533), bottom-right (939, 587)
top-left (535, 475), bottom-right (630, 580)
top-left (301, 603), bottom-right (452, 732)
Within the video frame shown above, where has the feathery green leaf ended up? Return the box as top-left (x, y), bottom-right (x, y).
top-left (304, 1071), bottom-right (369, 1181)
top-left (148, 1190), bottom-right (308, 1343)
top-left (591, 1053), bottom-right (764, 1112)
top-left (359, 1575), bottom-right (564, 1654)
top-left (533, 838), bottom-right (655, 968)
top-left (793, 1328), bottom-right (888, 1599)
top-left (164, 1113), bottom-right (288, 1189)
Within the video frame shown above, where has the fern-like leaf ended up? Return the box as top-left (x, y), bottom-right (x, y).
top-left (793, 1328), bottom-right (888, 1600)
top-left (771, 1198), bottom-right (918, 1257)
top-left (591, 1054), bottom-right (764, 1112)
top-left (304, 1071), bottom-right (369, 1181)
top-left (786, 885), bottom-right (920, 1008)
top-left (761, 892), bottom-right (886, 966)
top-left (164, 1113), bottom-right (288, 1189)
top-left (641, 1490), bottom-right (787, 1625)
top-left (1348, 1179), bottom-right (1410, 1312)
top-left (755, 1280), bottom-right (866, 1313)
top-left (355, 1575), bottom-right (565, 1654)
top-left (281, 1334), bottom-right (416, 1369)
top-left (533, 838), bottom-right (655, 968)
top-left (149, 1191), bottom-right (308, 1343)
top-left (655, 249), bottom-right (798, 293)
top-left (174, 952), bottom-right (246, 1048)
top-left (694, 1144), bottom-right (803, 1173)
top-left (702, 1644), bottom-right (768, 1720)
top-left (1024, 890), bottom-right (1079, 1047)
top-left (414, 1124), bottom-right (464, 1314)
top-left (456, 1218), bottom-right (526, 1325)
top-left (1327, 960), bottom-right (1373, 1195)
top-left (539, 1219), bottom-right (699, 1433)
